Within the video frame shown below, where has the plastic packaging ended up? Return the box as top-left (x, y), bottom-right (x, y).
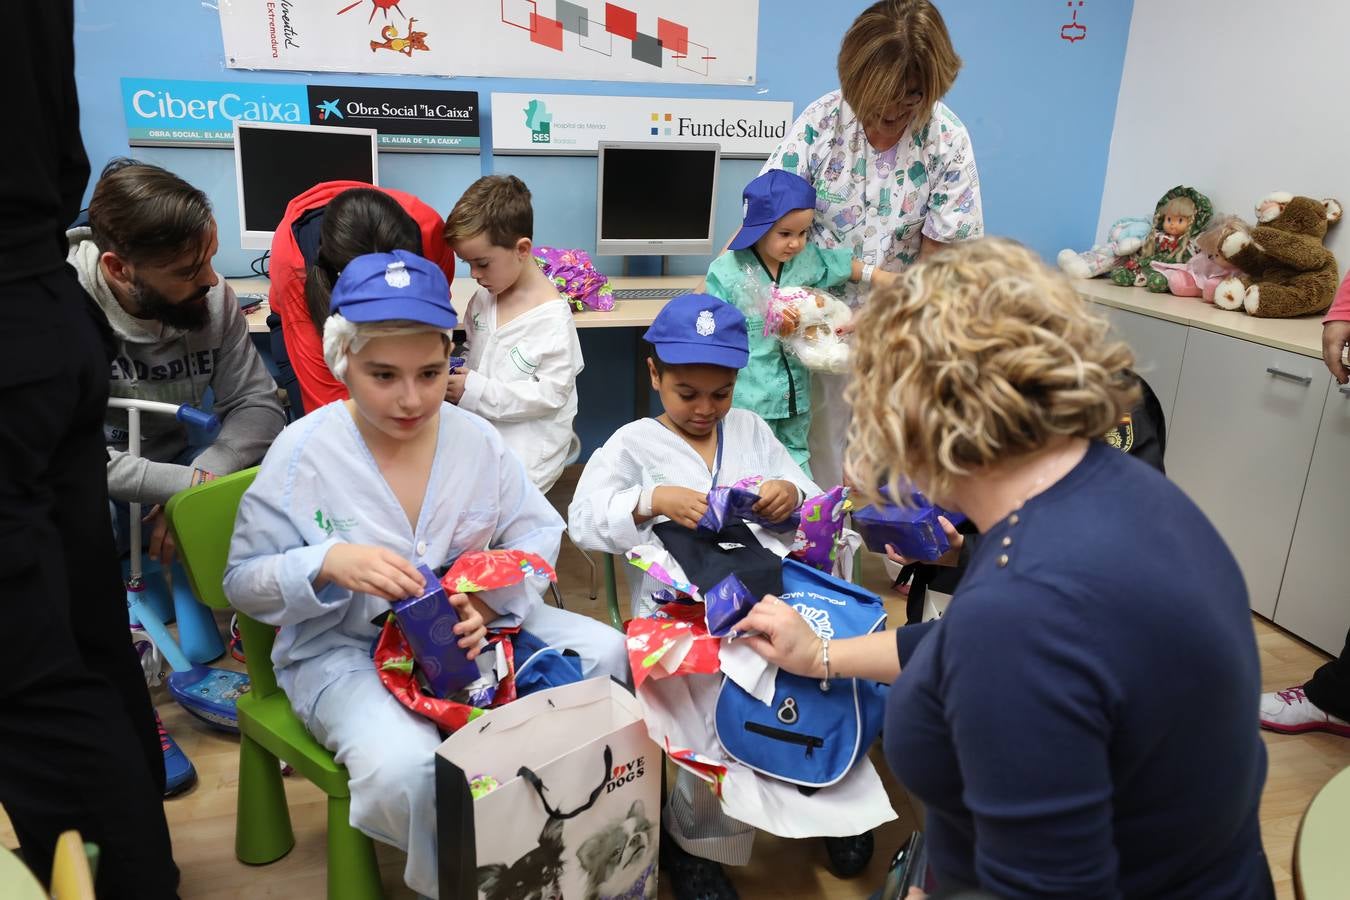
top-left (764, 285), bottom-right (853, 373)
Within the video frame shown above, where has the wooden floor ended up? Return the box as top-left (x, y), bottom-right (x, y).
top-left (4, 465), bottom-right (1348, 899)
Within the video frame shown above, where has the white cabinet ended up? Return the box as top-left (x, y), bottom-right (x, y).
top-left (1273, 380), bottom-right (1350, 653)
top-left (1166, 329), bottom-right (1327, 617)
top-left (1101, 306), bottom-right (1188, 427)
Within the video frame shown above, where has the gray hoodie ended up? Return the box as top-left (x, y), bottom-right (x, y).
top-left (68, 227), bottom-right (286, 506)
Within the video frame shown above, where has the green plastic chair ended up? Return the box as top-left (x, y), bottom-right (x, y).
top-left (166, 468), bottom-right (384, 900)
top-left (603, 553), bottom-right (624, 630)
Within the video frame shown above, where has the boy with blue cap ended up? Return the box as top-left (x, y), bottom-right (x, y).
top-left (224, 249), bottom-right (627, 899)
top-left (568, 293), bottom-right (824, 900)
top-left (704, 169), bottom-right (894, 473)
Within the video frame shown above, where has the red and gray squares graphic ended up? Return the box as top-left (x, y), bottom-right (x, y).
top-left (498, 0), bottom-right (712, 71)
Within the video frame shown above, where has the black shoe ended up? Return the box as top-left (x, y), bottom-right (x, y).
top-left (824, 830), bottom-right (874, 878)
top-left (659, 830), bottom-right (739, 900)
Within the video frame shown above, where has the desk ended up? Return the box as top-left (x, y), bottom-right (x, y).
top-left (1295, 764), bottom-right (1350, 898)
top-left (1075, 278), bottom-right (1323, 359)
top-left (228, 274), bottom-right (703, 335)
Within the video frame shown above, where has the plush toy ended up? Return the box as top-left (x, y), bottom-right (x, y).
top-left (1110, 186), bottom-right (1213, 292)
top-left (765, 285), bottom-right (853, 373)
top-left (1057, 216), bottom-right (1151, 279)
top-left (1213, 193), bottom-right (1343, 318)
top-left (1149, 214), bottom-right (1246, 301)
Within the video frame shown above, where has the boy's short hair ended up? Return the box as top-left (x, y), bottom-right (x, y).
top-left (444, 175), bottom-right (533, 248)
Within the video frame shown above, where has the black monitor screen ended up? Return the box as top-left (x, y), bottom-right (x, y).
top-left (238, 127), bottom-right (376, 233)
top-left (600, 147), bottom-right (716, 241)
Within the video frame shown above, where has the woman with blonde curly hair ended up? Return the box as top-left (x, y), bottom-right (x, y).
top-left (741, 239), bottom-right (1274, 899)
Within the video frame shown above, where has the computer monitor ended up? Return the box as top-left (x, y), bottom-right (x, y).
top-left (233, 121), bottom-right (380, 251)
top-left (596, 142), bottom-right (719, 256)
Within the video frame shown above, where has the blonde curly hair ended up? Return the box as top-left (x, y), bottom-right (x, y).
top-left (844, 238), bottom-right (1138, 506)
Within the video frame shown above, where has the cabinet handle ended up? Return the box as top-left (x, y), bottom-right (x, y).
top-left (1266, 366), bottom-right (1313, 386)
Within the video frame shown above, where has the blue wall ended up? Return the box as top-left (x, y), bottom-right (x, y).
top-left (73, 0), bottom-right (1133, 452)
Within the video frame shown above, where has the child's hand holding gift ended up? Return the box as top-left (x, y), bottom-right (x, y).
top-left (445, 371), bottom-right (468, 404)
top-left (753, 479), bottom-right (801, 524)
top-left (652, 486), bottom-right (710, 530)
top-left (318, 543), bottom-right (426, 600)
top-left (447, 591), bottom-right (488, 659)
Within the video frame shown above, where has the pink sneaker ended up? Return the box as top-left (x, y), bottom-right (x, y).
top-left (1259, 686), bottom-right (1350, 737)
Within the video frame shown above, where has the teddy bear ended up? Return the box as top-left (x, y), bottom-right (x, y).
top-left (1213, 193), bottom-right (1343, 318)
top-left (1109, 185), bottom-right (1213, 292)
top-left (1057, 216), bottom-right (1152, 279)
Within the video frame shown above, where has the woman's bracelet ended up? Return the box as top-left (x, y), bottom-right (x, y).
top-left (819, 635), bottom-right (832, 692)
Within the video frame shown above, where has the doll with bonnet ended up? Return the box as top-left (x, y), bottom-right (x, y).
top-left (1110, 185), bottom-right (1213, 292)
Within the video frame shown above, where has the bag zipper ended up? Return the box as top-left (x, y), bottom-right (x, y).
top-left (745, 721), bottom-right (824, 758)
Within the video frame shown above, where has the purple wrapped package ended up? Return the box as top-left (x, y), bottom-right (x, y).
top-left (448, 356), bottom-right (466, 373)
top-left (390, 564), bottom-right (480, 698)
top-left (704, 573), bottom-right (756, 638)
top-left (852, 498), bottom-right (964, 562)
top-left (697, 486), bottom-right (801, 534)
top-left (533, 246), bottom-right (614, 312)
top-left (789, 485), bottom-right (851, 572)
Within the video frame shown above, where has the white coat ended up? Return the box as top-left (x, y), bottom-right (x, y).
top-left (459, 289), bottom-right (583, 493)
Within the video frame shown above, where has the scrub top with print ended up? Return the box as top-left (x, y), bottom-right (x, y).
top-left (703, 244), bottom-right (854, 421)
top-left (762, 90), bottom-right (985, 308)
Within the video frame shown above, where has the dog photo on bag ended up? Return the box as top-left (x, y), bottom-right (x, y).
top-left (478, 817), bottom-right (566, 900)
top-left (577, 799), bottom-right (657, 900)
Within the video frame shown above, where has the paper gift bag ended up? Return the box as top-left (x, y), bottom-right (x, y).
top-left (436, 678), bottom-right (661, 900)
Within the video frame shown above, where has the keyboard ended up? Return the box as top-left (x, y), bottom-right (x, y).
top-left (612, 287), bottom-right (692, 300)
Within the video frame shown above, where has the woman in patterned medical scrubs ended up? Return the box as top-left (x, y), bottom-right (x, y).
top-left (761, 0), bottom-right (985, 487)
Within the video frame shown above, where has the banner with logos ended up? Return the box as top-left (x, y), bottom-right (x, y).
top-left (218, 0), bottom-right (757, 85)
top-left (491, 93), bottom-right (792, 157)
top-left (121, 78), bottom-right (480, 151)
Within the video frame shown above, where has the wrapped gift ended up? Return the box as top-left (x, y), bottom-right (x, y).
top-left (703, 573), bottom-right (756, 638)
top-left (697, 477), bottom-right (801, 534)
top-left (390, 564), bottom-right (481, 698)
top-left (789, 485), bottom-right (851, 572)
top-left (852, 497), bottom-right (963, 562)
top-left (533, 246), bottom-right (614, 312)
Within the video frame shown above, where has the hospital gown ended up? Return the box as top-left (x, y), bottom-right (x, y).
top-left (224, 399), bottom-right (627, 897)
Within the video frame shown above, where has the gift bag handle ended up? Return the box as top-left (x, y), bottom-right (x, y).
top-left (517, 745), bottom-right (613, 821)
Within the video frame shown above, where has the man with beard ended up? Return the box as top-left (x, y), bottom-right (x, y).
top-left (69, 159), bottom-right (284, 542)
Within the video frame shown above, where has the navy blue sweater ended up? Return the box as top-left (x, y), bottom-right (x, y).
top-left (886, 442), bottom-right (1274, 899)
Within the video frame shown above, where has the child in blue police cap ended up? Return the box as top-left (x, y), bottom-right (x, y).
top-left (704, 169), bottom-right (895, 474)
top-left (224, 250), bottom-right (628, 898)
top-left (568, 293), bottom-right (823, 899)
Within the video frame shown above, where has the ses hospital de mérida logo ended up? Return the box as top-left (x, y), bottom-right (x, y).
top-left (525, 99), bottom-right (553, 143)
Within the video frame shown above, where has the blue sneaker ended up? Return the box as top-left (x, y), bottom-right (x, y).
top-left (157, 710), bottom-right (197, 798)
